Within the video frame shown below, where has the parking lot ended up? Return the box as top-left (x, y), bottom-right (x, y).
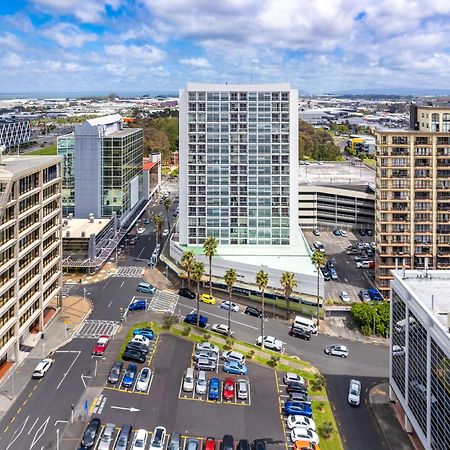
top-left (303, 229), bottom-right (374, 303)
top-left (90, 334), bottom-right (286, 449)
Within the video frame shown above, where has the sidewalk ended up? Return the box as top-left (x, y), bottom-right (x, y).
top-left (0, 295), bottom-right (92, 420)
top-left (369, 382), bottom-right (416, 450)
top-left (63, 261), bottom-right (117, 285)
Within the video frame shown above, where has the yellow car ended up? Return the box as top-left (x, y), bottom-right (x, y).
top-left (200, 293), bottom-right (216, 305)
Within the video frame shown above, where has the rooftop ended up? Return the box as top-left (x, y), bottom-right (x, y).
top-left (185, 82), bottom-right (292, 92)
top-left (392, 270), bottom-right (450, 332)
top-left (86, 114), bottom-right (121, 127)
top-left (0, 155), bottom-right (62, 179)
top-left (62, 217), bottom-right (112, 238)
top-left (107, 127), bottom-right (142, 138)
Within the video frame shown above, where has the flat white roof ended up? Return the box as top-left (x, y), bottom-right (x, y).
top-left (392, 270), bottom-right (450, 331)
top-left (185, 82), bottom-right (292, 91)
top-left (298, 161), bottom-right (375, 185)
top-left (86, 114), bottom-right (121, 127)
top-left (62, 218), bottom-right (111, 238)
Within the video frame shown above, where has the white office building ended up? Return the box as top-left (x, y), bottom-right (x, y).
top-left (169, 83), bottom-right (322, 300)
top-left (390, 269), bottom-right (450, 450)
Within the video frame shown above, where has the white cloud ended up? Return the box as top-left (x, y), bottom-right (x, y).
top-left (179, 57), bottom-right (211, 68)
top-left (0, 32), bottom-right (22, 50)
top-left (1, 52), bottom-right (24, 69)
top-left (104, 44), bottom-right (166, 63)
top-left (32, 0), bottom-right (123, 23)
top-left (42, 23), bottom-right (97, 48)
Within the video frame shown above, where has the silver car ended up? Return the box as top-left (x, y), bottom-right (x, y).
top-left (236, 380), bottom-right (248, 400)
top-left (193, 350), bottom-right (218, 362)
top-left (196, 370), bottom-right (207, 395)
top-left (98, 423), bottom-right (115, 450)
top-left (195, 358), bottom-right (216, 371)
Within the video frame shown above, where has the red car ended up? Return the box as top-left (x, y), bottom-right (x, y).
top-left (92, 335), bottom-right (110, 356)
top-left (223, 377), bottom-right (234, 401)
top-left (204, 437), bottom-right (216, 450)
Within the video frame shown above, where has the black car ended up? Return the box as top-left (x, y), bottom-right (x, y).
top-left (320, 267), bottom-right (331, 281)
top-left (178, 288), bottom-right (196, 299)
top-left (122, 348), bottom-right (146, 363)
top-left (81, 418), bottom-right (101, 449)
top-left (252, 440), bottom-right (266, 450)
top-left (237, 440), bottom-right (250, 450)
top-left (326, 260), bottom-right (334, 270)
top-left (289, 326), bottom-right (311, 341)
top-left (108, 361), bottom-right (123, 384)
top-left (358, 228), bottom-right (366, 236)
top-left (244, 306), bottom-right (262, 318)
top-left (221, 435), bottom-right (234, 450)
top-left (125, 341), bottom-right (149, 355)
top-left (366, 229), bottom-right (374, 236)
top-left (286, 380), bottom-right (308, 394)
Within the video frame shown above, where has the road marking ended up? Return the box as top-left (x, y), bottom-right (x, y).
top-left (110, 406), bottom-right (140, 412)
top-left (30, 416), bottom-right (50, 449)
top-left (28, 417), bottom-right (39, 435)
top-left (81, 374), bottom-right (92, 389)
top-left (56, 351), bottom-right (81, 389)
top-left (107, 300), bottom-right (113, 308)
top-left (120, 281), bottom-right (124, 288)
top-left (54, 420), bottom-right (68, 426)
top-left (6, 415), bottom-right (29, 450)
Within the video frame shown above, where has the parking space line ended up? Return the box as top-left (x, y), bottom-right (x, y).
top-left (274, 371), bottom-right (289, 450)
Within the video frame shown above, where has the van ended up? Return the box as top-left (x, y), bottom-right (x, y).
top-left (293, 316), bottom-right (317, 335)
top-left (183, 368), bottom-right (194, 392)
top-left (137, 282), bottom-right (157, 294)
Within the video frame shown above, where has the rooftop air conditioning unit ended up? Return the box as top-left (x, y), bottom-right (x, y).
top-left (65, 231), bottom-right (70, 237)
top-left (81, 231), bottom-right (86, 238)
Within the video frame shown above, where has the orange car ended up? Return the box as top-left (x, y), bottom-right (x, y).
top-left (294, 440), bottom-right (321, 450)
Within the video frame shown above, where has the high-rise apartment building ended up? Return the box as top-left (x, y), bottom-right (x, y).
top-left (375, 102), bottom-right (450, 296)
top-left (0, 155), bottom-right (62, 366)
top-left (170, 83), bottom-right (321, 299)
top-left (58, 114), bottom-right (144, 225)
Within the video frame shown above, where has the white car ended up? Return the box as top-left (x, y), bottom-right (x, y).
top-left (324, 344), bottom-right (349, 358)
top-left (98, 423), bottom-right (115, 450)
top-left (339, 229), bottom-right (347, 237)
top-left (256, 336), bottom-right (284, 352)
top-left (212, 323), bottom-right (233, 336)
top-left (290, 427), bottom-right (319, 445)
top-left (236, 379), bottom-right (248, 400)
top-left (32, 359), bottom-right (53, 378)
top-left (137, 227), bottom-right (145, 234)
top-left (348, 379), bottom-right (361, 406)
top-left (196, 342), bottom-right (219, 354)
top-left (283, 372), bottom-right (305, 386)
top-left (155, 243), bottom-right (161, 252)
top-left (392, 345), bottom-right (406, 356)
top-left (221, 350), bottom-right (245, 364)
top-left (195, 370), bottom-right (207, 395)
top-left (132, 429), bottom-right (148, 449)
top-left (340, 291), bottom-right (350, 302)
top-left (149, 426), bottom-right (166, 450)
top-left (136, 367), bottom-right (151, 392)
top-left (313, 240), bottom-right (323, 249)
top-left (370, 241), bottom-right (376, 249)
top-left (132, 335), bottom-right (151, 347)
top-left (287, 415), bottom-right (316, 432)
top-left (220, 300), bottom-right (239, 312)
top-left (162, 229), bottom-right (169, 237)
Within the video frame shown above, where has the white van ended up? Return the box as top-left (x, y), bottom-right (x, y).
top-left (293, 316), bottom-right (318, 335)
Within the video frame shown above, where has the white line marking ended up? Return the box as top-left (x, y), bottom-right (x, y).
top-left (110, 406), bottom-right (140, 412)
top-left (28, 417), bottom-right (39, 435)
top-left (7, 415), bottom-right (29, 450)
top-left (81, 374), bottom-right (92, 389)
top-left (120, 281), bottom-right (124, 288)
top-left (56, 351), bottom-right (81, 389)
top-left (107, 300), bottom-right (113, 308)
top-left (54, 420), bottom-right (68, 426)
top-left (30, 416), bottom-right (50, 449)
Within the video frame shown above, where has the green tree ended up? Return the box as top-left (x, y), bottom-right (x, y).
top-left (191, 260), bottom-right (205, 327)
top-left (151, 214), bottom-right (164, 245)
top-left (280, 272), bottom-right (297, 320)
top-left (311, 250), bottom-right (326, 330)
top-left (203, 236), bottom-right (218, 298)
top-left (180, 250), bottom-right (195, 290)
top-left (256, 270), bottom-right (269, 349)
top-left (224, 268), bottom-right (237, 336)
top-left (163, 197), bottom-right (172, 230)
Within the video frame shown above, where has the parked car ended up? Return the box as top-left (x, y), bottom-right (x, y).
top-left (136, 367), bottom-right (152, 392)
top-left (332, 229), bottom-right (341, 236)
top-left (392, 345), bottom-right (406, 357)
top-left (116, 424), bottom-right (132, 450)
top-left (348, 379), bottom-right (361, 406)
top-left (287, 415), bottom-right (316, 431)
top-left (237, 439), bottom-right (250, 450)
top-left (98, 422), bottom-right (115, 450)
top-left (92, 335), bottom-right (110, 356)
top-left (204, 437), bottom-right (217, 450)
top-left (133, 328), bottom-right (154, 340)
top-left (313, 241), bottom-right (324, 252)
top-left (178, 288), bottom-right (196, 299)
top-left (244, 306), bottom-right (262, 317)
top-left (168, 433), bottom-right (181, 450)
top-left (320, 267), bottom-right (331, 281)
top-left (162, 229), bottom-right (169, 237)
top-left (290, 427), bottom-right (319, 445)
top-left (150, 426), bottom-right (166, 450)
top-left (132, 429), bottom-right (148, 450)
top-left (193, 350), bottom-right (218, 361)
top-left (236, 379), bottom-right (248, 400)
top-left (221, 350), bottom-right (245, 364)
top-left (368, 287), bottom-right (383, 301)
top-left (256, 335), bottom-right (284, 351)
top-left (183, 368), bottom-right (194, 392)
top-left (195, 358), bottom-right (216, 371)
top-left (137, 228), bottom-right (145, 234)
top-left (196, 370), bottom-right (207, 395)
top-left (222, 435), bottom-right (234, 450)
top-left (289, 326), bottom-right (311, 341)
top-left (284, 400), bottom-right (313, 418)
top-left (132, 334), bottom-right (151, 347)
top-left (125, 341), bottom-right (149, 355)
top-left (32, 359), bottom-right (53, 379)
top-left (107, 361), bottom-right (123, 384)
top-left (223, 377), bottom-right (235, 401)
top-left (326, 260), bottom-right (334, 270)
top-left (290, 391), bottom-right (312, 404)
top-left (358, 290), bottom-right (370, 302)
top-left (358, 228), bottom-right (366, 236)
top-left (284, 372), bottom-right (306, 385)
top-left (122, 364), bottom-right (138, 388)
top-left (328, 268), bottom-right (338, 280)
top-left (339, 291), bottom-right (350, 302)
top-left (313, 229), bottom-right (320, 236)
top-left (184, 313), bottom-right (208, 328)
top-left (208, 377), bottom-right (220, 400)
top-left (220, 300), bottom-right (239, 312)
top-left (223, 361), bottom-right (248, 375)
top-left (196, 342), bottom-right (219, 354)
top-left (185, 439), bottom-right (199, 450)
top-left (366, 229), bottom-right (374, 236)
top-left (212, 323), bottom-right (233, 336)
top-left (324, 344), bottom-right (349, 358)
top-left (339, 229), bottom-right (347, 237)
top-left (252, 440), bottom-right (266, 450)
top-left (356, 260), bottom-right (374, 269)
top-left (128, 299), bottom-right (147, 311)
top-left (286, 380), bottom-right (308, 395)
top-left (80, 418), bottom-right (101, 449)
top-left (200, 293), bottom-right (216, 304)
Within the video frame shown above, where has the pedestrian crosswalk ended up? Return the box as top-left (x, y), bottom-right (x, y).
top-left (74, 320), bottom-right (120, 338)
top-left (114, 266), bottom-right (144, 278)
top-left (149, 291), bottom-right (179, 313)
top-left (61, 283), bottom-right (75, 298)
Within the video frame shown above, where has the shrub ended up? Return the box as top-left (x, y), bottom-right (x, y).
top-left (319, 421), bottom-right (334, 439)
top-left (181, 325), bottom-right (191, 336)
top-left (246, 350), bottom-right (255, 360)
top-left (311, 373), bottom-right (326, 392)
top-left (162, 314), bottom-right (177, 329)
top-left (201, 331), bottom-right (211, 341)
top-left (267, 354), bottom-right (280, 367)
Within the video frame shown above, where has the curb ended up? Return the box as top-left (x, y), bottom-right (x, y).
top-left (322, 332), bottom-right (389, 346)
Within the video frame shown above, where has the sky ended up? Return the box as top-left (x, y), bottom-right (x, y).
top-left (1, 0), bottom-right (450, 94)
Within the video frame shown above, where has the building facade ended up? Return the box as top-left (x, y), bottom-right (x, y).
top-left (0, 119), bottom-right (31, 149)
top-left (58, 133), bottom-right (75, 216)
top-left (390, 269), bottom-right (450, 450)
top-left (0, 155), bottom-right (62, 367)
top-left (375, 102), bottom-right (450, 296)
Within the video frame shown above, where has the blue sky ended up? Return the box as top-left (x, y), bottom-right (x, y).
top-left (1, 0), bottom-right (450, 94)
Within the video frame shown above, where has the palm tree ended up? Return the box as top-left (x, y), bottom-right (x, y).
top-left (256, 269), bottom-right (269, 349)
top-left (152, 214), bottom-right (164, 245)
top-left (224, 268), bottom-right (237, 336)
top-left (280, 272), bottom-right (297, 320)
top-left (163, 197), bottom-right (172, 230)
top-left (191, 260), bottom-right (205, 327)
top-left (311, 250), bottom-right (326, 330)
top-left (180, 250), bottom-right (195, 290)
top-left (203, 236), bottom-right (218, 297)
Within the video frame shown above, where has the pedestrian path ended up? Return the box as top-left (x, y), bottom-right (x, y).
top-left (74, 320), bottom-right (119, 338)
top-left (114, 266), bottom-right (144, 278)
top-left (61, 283), bottom-right (75, 299)
top-left (149, 290), bottom-right (179, 313)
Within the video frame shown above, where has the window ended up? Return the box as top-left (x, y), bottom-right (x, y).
top-left (432, 113), bottom-right (440, 132)
top-left (443, 113), bottom-right (450, 132)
